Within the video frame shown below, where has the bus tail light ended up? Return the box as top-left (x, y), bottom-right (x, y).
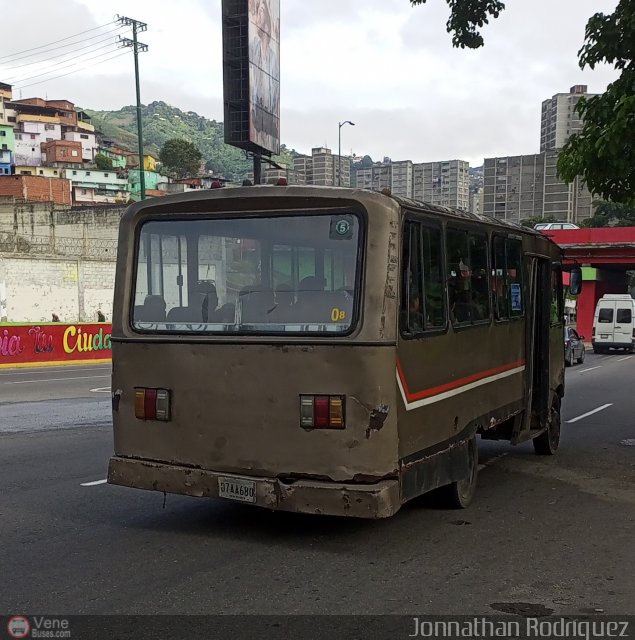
top-left (135, 388), bottom-right (171, 421)
top-left (300, 395), bottom-right (345, 429)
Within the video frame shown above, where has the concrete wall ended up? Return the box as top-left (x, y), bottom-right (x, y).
top-left (0, 201), bottom-right (124, 322)
top-left (0, 256), bottom-right (116, 322)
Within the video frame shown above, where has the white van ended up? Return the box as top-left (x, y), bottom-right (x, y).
top-left (592, 294), bottom-right (635, 353)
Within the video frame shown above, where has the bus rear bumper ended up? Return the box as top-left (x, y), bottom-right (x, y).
top-left (108, 456), bottom-right (401, 519)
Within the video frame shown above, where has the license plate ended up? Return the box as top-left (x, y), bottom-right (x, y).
top-left (601, 334), bottom-right (609, 339)
top-left (218, 477), bottom-right (256, 503)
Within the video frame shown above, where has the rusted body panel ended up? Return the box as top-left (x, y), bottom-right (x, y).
top-left (108, 456), bottom-right (400, 518)
top-left (108, 186), bottom-right (564, 518)
top-left (111, 343), bottom-right (399, 481)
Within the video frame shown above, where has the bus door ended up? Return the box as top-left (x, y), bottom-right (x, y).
top-left (517, 256), bottom-right (550, 440)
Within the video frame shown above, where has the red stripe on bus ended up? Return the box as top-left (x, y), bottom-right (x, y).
top-left (397, 358), bottom-right (526, 403)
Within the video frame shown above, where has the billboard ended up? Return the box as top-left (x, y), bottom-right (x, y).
top-left (0, 323), bottom-right (112, 368)
top-left (222, 0), bottom-right (280, 156)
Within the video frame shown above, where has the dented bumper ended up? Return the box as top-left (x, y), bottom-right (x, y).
top-left (108, 456), bottom-right (401, 519)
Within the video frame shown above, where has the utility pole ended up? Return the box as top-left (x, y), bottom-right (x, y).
top-left (118, 15), bottom-right (148, 200)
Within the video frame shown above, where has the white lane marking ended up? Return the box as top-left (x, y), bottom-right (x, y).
top-left (478, 452), bottom-right (508, 471)
top-left (617, 355), bottom-right (633, 362)
top-left (579, 366), bottom-right (602, 373)
top-left (81, 479), bottom-right (108, 487)
top-left (567, 403), bottom-right (613, 424)
top-left (0, 367), bottom-right (110, 377)
top-left (8, 375), bottom-right (110, 385)
top-left (90, 387), bottom-right (111, 393)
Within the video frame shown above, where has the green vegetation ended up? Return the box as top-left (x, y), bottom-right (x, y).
top-left (85, 101), bottom-right (296, 182)
top-left (410, 0), bottom-right (635, 204)
top-left (159, 139), bottom-right (202, 179)
top-left (94, 153), bottom-right (113, 170)
top-left (581, 201), bottom-right (635, 228)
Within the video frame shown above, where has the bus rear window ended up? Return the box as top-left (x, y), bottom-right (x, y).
top-left (132, 212), bottom-right (361, 334)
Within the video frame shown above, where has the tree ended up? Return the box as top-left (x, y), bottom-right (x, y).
top-left (581, 201), bottom-right (635, 228)
top-left (159, 138), bottom-right (202, 179)
top-left (94, 153), bottom-right (113, 170)
top-left (410, 0), bottom-right (635, 204)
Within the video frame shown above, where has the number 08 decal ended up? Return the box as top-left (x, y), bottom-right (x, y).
top-left (331, 307), bottom-right (347, 322)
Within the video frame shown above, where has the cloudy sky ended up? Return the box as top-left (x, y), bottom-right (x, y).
top-left (1, 0), bottom-right (619, 166)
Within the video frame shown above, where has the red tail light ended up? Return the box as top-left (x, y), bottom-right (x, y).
top-left (135, 388), bottom-right (171, 421)
top-left (300, 395), bottom-right (345, 429)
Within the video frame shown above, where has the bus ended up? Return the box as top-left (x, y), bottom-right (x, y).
top-left (107, 186), bottom-right (581, 518)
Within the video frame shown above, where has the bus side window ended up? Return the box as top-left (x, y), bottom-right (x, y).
top-left (447, 228), bottom-right (490, 325)
top-left (551, 264), bottom-right (563, 325)
top-left (492, 236), bottom-right (523, 320)
top-left (401, 221), bottom-right (425, 334)
top-left (401, 220), bottom-right (446, 335)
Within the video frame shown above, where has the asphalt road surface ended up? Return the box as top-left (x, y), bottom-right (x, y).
top-left (0, 353), bottom-right (634, 617)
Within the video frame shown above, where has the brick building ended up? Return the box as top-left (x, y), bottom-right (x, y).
top-left (0, 175), bottom-right (72, 205)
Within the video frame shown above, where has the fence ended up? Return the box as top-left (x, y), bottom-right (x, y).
top-left (0, 232), bottom-right (118, 260)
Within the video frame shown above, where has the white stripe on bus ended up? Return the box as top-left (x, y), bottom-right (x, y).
top-left (397, 365), bottom-right (526, 411)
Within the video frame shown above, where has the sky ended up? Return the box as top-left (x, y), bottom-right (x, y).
top-left (0, 0), bottom-right (620, 167)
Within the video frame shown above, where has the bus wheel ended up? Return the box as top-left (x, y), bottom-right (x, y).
top-left (438, 436), bottom-right (478, 509)
top-left (533, 400), bottom-right (561, 456)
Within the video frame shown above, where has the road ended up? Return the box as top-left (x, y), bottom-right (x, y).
top-left (0, 364), bottom-right (111, 432)
top-left (0, 353), bottom-right (634, 617)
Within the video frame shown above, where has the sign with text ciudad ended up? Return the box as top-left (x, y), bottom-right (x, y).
top-left (0, 323), bottom-right (112, 367)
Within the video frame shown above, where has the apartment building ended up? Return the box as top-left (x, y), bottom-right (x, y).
top-left (482, 152), bottom-right (594, 224)
top-left (413, 159), bottom-right (470, 210)
top-left (355, 167), bottom-right (373, 190)
top-left (309, 147), bottom-right (351, 187)
top-left (0, 82), bottom-right (15, 175)
top-left (63, 167), bottom-right (129, 205)
top-left (293, 155), bottom-right (312, 185)
top-left (390, 160), bottom-right (413, 198)
top-left (540, 85), bottom-right (597, 152)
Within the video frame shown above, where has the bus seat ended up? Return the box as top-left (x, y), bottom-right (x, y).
top-left (136, 295), bottom-right (166, 322)
top-left (216, 303), bottom-right (236, 323)
top-left (239, 285), bottom-right (275, 323)
top-left (166, 304), bottom-right (204, 323)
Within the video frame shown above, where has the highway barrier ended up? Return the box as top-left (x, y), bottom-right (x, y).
top-left (0, 323), bottom-right (112, 368)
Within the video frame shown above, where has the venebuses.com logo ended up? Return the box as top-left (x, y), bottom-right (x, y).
top-left (7, 616), bottom-right (30, 639)
top-left (6, 615), bottom-right (71, 639)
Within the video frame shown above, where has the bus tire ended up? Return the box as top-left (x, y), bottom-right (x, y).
top-left (438, 436), bottom-right (478, 509)
top-left (533, 400), bottom-right (561, 456)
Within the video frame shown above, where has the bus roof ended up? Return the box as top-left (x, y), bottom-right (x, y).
top-left (125, 184), bottom-right (547, 239)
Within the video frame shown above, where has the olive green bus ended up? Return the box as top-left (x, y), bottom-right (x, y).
top-left (107, 186), bottom-right (578, 518)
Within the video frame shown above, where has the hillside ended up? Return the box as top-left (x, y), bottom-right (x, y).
top-left (84, 101), bottom-right (294, 182)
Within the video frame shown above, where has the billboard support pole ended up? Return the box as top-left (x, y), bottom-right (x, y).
top-left (254, 154), bottom-right (262, 185)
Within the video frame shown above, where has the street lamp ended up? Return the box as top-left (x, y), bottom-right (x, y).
top-left (338, 120), bottom-right (355, 186)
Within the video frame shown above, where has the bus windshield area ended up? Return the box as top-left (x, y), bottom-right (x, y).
top-left (132, 212), bottom-right (360, 334)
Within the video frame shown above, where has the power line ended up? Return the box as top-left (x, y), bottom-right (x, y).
top-left (8, 46), bottom-right (126, 86)
top-left (14, 50), bottom-right (131, 90)
top-left (0, 25), bottom-right (125, 67)
top-left (0, 21), bottom-right (118, 62)
top-left (1, 33), bottom-right (129, 81)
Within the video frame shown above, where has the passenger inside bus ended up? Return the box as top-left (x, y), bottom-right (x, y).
top-left (408, 291), bottom-right (424, 332)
